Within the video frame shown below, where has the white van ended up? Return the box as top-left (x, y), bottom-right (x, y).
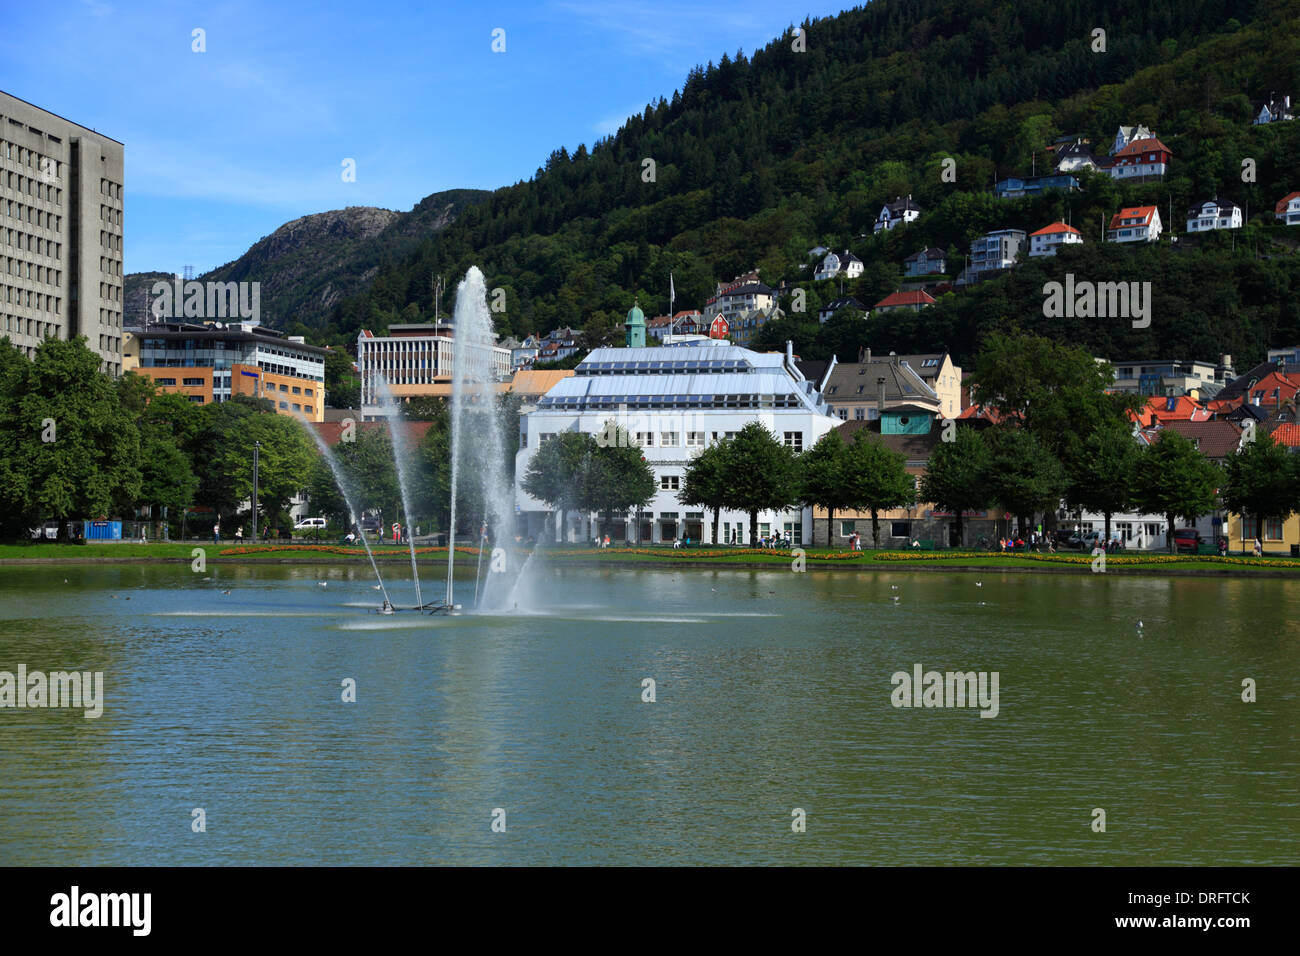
top-left (294, 517), bottom-right (328, 530)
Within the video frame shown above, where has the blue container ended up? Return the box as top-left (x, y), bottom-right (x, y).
top-left (86, 520), bottom-right (122, 540)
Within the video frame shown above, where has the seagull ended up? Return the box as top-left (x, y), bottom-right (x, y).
top-left (890, 585), bottom-right (900, 590)
top-left (976, 582), bottom-right (983, 587)
top-left (222, 589), bottom-right (231, 595)
top-left (372, 584), bottom-right (382, 590)
top-left (1137, 620), bottom-right (1143, 630)
top-left (318, 581), bottom-right (328, 588)
top-left (63, 578), bottom-right (69, 584)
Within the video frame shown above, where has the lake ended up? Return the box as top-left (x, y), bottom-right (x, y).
top-left (0, 562), bottom-right (1296, 865)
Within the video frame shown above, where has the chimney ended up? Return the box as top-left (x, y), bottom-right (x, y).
top-left (877, 376), bottom-right (887, 420)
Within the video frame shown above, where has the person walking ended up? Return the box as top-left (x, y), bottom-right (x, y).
top-left (1253, 536), bottom-right (1263, 557)
top-left (213, 521), bottom-right (221, 544)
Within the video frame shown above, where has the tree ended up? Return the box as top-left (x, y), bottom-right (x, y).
top-left (983, 428), bottom-right (1065, 537)
top-left (1, 337), bottom-right (142, 537)
top-left (578, 424), bottom-right (656, 538)
top-left (1132, 430), bottom-right (1220, 552)
top-left (680, 438), bottom-right (730, 544)
top-left (1222, 431), bottom-right (1297, 540)
top-left (918, 426), bottom-right (991, 547)
top-left (1064, 419), bottom-right (1139, 541)
top-left (719, 422), bottom-right (802, 545)
top-left (306, 425), bottom-right (402, 529)
top-left (800, 430), bottom-right (854, 546)
top-left (844, 432), bottom-right (914, 548)
top-left (522, 431), bottom-right (598, 540)
top-left (973, 332), bottom-right (1141, 460)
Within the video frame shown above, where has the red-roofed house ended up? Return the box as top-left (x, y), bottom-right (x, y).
top-left (1108, 137), bottom-right (1172, 181)
top-left (1108, 206), bottom-right (1163, 243)
top-left (1266, 422), bottom-right (1300, 448)
top-left (873, 290), bottom-right (935, 313)
top-left (1129, 395), bottom-right (1212, 427)
top-left (1241, 369), bottom-right (1300, 410)
top-left (1276, 191), bottom-right (1300, 227)
top-left (1028, 221), bottom-right (1084, 257)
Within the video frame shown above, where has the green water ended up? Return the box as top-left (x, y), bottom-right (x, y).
top-left (0, 563), bottom-right (1295, 865)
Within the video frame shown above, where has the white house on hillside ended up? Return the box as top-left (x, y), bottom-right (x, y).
top-left (874, 195), bottom-right (921, 233)
top-left (1108, 206), bottom-right (1162, 243)
top-left (814, 250), bottom-right (863, 281)
top-left (1028, 221), bottom-right (1083, 257)
top-left (1186, 198), bottom-right (1242, 232)
top-left (1254, 93), bottom-right (1294, 125)
top-left (1275, 192), bottom-right (1300, 226)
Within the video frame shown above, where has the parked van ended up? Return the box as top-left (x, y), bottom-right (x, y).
top-left (294, 517), bottom-right (328, 531)
top-left (1173, 528), bottom-right (1202, 553)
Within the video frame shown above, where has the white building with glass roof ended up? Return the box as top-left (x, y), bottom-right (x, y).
top-left (515, 340), bottom-right (840, 545)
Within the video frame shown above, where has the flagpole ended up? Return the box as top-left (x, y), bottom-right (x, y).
top-left (669, 272), bottom-right (676, 339)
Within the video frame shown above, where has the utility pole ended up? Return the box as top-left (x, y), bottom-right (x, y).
top-left (252, 440), bottom-right (261, 542)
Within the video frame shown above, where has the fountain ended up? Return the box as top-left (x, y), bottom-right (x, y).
top-left (442, 266), bottom-right (526, 613)
top-left (372, 374), bottom-right (425, 608)
top-left (298, 416), bottom-right (395, 612)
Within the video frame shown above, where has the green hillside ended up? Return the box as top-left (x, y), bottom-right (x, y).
top-left (301, 0), bottom-right (1298, 367)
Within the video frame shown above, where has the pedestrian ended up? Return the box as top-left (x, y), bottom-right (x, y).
top-left (235, 527), bottom-right (243, 541)
top-left (213, 521), bottom-right (220, 544)
top-left (1253, 536), bottom-right (1263, 557)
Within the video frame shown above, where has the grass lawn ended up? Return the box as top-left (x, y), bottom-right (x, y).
top-left (1, 541), bottom-right (1297, 573)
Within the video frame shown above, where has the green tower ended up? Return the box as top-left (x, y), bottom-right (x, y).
top-left (625, 301), bottom-right (646, 347)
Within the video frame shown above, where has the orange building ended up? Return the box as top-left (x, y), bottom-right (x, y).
top-left (127, 321), bottom-right (329, 421)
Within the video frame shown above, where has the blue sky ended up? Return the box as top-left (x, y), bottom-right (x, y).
top-left (0, 0), bottom-right (847, 275)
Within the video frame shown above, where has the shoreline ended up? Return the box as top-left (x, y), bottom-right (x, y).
top-left (3, 552), bottom-right (1298, 577)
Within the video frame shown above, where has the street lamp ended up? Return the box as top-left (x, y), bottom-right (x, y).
top-left (252, 440), bottom-right (261, 543)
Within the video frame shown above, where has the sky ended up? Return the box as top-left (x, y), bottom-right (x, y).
top-left (0, 0), bottom-right (848, 275)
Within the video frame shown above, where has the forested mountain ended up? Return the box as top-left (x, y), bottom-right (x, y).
top-left (124, 190), bottom-right (488, 332)
top-left (142, 0), bottom-right (1300, 369)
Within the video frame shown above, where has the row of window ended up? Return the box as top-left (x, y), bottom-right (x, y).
top-left (1, 283), bottom-right (60, 314)
top-left (2, 199), bottom-right (61, 232)
top-left (1, 169), bottom-right (62, 206)
top-left (526, 429), bottom-right (803, 450)
top-left (101, 230), bottom-right (121, 252)
top-left (538, 394), bottom-right (805, 410)
top-left (3, 256), bottom-right (60, 286)
top-left (97, 333), bottom-right (120, 354)
top-left (99, 178), bottom-right (122, 200)
top-left (3, 227), bottom-right (61, 259)
top-left (99, 308), bottom-right (121, 328)
top-left (0, 314), bottom-right (58, 338)
top-left (99, 204), bottom-right (121, 227)
top-left (100, 255), bottom-right (121, 277)
top-left (98, 281), bottom-right (121, 303)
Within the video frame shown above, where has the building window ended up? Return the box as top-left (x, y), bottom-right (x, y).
top-left (1243, 516), bottom-right (1259, 540)
top-left (1265, 517), bottom-right (1283, 541)
top-left (187, 395), bottom-right (203, 404)
top-left (659, 475), bottom-right (680, 491)
top-left (783, 431), bottom-right (803, 451)
top-left (891, 521), bottom-right (912, 538)
top-left (686, 432), bottom-right (704, 447)
top-left (183, 377), bottom-right (203, 386)
top-left (279, 401), bottom-right (288, 409)
top-left (854, 408), bottom-right (865, 420)
top-left (635, 432), bottom-right (654, 447)
top-left (840, 520), bottom-right (856, 537)
top-left (660, 432), bottom-right (678, 447)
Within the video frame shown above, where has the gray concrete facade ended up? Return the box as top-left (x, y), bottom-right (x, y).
top-left (1, 91), bottom-right (125, 374)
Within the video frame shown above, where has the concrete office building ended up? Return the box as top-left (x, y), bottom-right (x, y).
top-left (128, 319), bottom-right (328, 421)
top-left (357, 322), bottom-right (511, 421)
top-left (1, 91), bottom-right (125, 373)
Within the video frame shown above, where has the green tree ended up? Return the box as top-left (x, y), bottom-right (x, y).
top-left (1065, 419), bottom-right (1139, 541)
top-left (579, 424), bottom-right (656, 538)
top-left (1222, 431), bottom-right (1297, 540)
top-left (522, 431), bottom-right (599, 540)
top-left (679, 438), bottom-right (731, 544)
top-left (844, 432), bottom-right (914, 548)
top-left (918, 426), bottom-right (991, 547)
top-left (719, 422), bottom-right (801, 545)
top-left (1, 337), bottom-right (142, 537)
top-left (800, 430), bottom-right (854, 546)
top-left (983, 428), bottom-right (1065, 537)
top-left (1132, 430), bottom-right (1220, 552)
